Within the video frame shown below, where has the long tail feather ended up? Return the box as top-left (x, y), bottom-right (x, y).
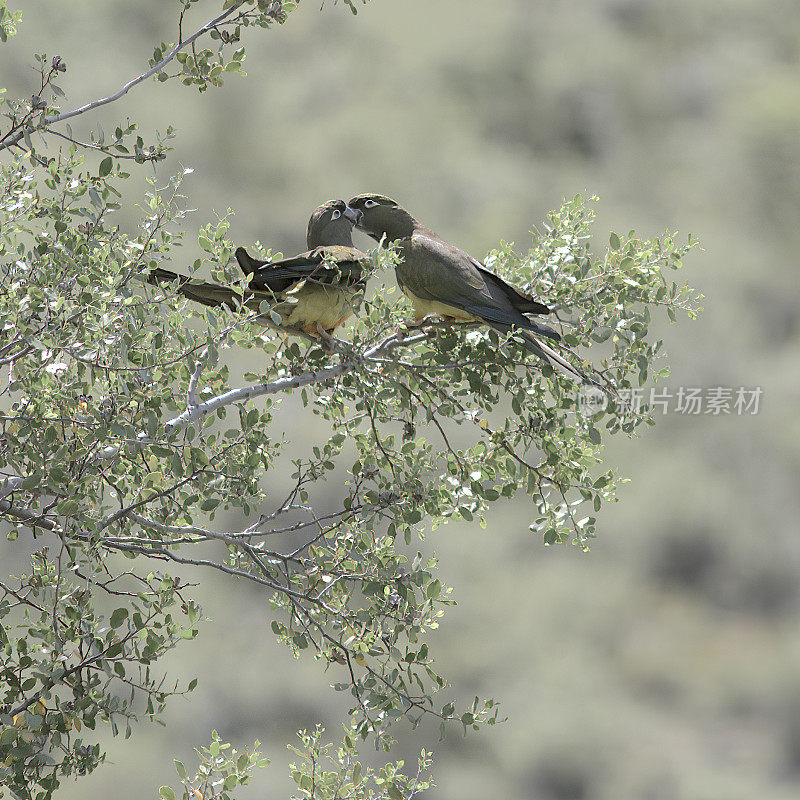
top-left (523, 316), bottom-right (561, 342)
top-left (146, 267), bottom-right (244, 311)
top-left (518, 329), bottom-right (601, 387)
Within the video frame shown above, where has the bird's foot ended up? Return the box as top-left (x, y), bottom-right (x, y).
top-left (316, 324), bottom-right (344, 354)
top-left (396, 316), bottom-right (434, 340)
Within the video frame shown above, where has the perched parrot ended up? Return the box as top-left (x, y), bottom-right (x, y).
top-left (346, 194), bottom-right (595, 384)
top-left (148, 199), bottom-right (370, 339)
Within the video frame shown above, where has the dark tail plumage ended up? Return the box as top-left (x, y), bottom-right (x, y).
top-left (235, 246), bottom-right (267, 276)
top-left (518, 329), bottom-right (602, 387)
top-left (146, 267), bottom-right (245, 312)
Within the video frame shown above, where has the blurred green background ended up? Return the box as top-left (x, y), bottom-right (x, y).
top-left (2, 1), bottom-right (799, 798)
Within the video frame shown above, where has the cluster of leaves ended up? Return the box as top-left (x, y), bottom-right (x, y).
top-left (0, 51), bottom-right (172, 168)
top-left (334, 198), bottom-right (701, 548)
top-left (157, 725), bottom-right (430, 800)
top-left (0, 549), bottom-right (200, 799)
top-left (0, 1), bottom-right (21, 44)
top-left (159, 731), bottom-right (269, 800)
top-left (165, 1), bottom-right (300, 92)
top-left (287, 725), bottom-right (432, 800)
top-left (0, 1), bottom-right (305, 165)
top-left (501, 197), bottom-right (701, 395)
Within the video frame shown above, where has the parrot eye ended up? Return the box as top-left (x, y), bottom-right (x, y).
top-left (331, 209), bottom-right (342, 220)
top-left (364, 199), bottom-right (379, 209)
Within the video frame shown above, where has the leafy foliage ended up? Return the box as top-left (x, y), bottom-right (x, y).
top-left (159, 731), bottom-right (269, 800)
top-left (287, 725), bottom-right (432, 800)
top-left (0, 556), bottom-right (199, 799)
top-left (0, 1), bottom-right (21, 44)
top-left (0, 1), bottom-right (698, 799)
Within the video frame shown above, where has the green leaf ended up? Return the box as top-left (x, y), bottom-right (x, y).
top-left (109, 608), bottom-right (129, 628)
top-left (158, 788), bottom-right (176, 800)
top-left (56, 499), bottom-right (81, 516)
top-left (387, 785), bottom-right (404, 800)
top-left (190, 447), bottom-right (210, 467)
top-left (174, 760), bottom-right (187, 780)
top-left (20, 474), bottom-right (41, 491)
top-left (99, 156), bottom-right (113, 176)
top-left (0, 726), bottom-right (17, 745)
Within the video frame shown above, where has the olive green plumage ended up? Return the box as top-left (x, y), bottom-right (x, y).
top-left (148, 200), bottom-right (369, 337)
top-left (346, 194), bottom-right (594, 383)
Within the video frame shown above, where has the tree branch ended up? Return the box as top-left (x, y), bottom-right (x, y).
top-left (0, 326), bottom-right (441, 502)
top-left (0, 1), bottom-right (248, 154)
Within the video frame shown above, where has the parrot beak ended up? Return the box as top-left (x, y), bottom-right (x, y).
top-left (344, 205), bottom-right (363, 227)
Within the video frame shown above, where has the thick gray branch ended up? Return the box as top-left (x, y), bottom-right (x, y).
top-left (0, 329), bottom-right (429, 500)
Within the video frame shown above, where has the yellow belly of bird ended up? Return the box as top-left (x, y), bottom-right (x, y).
top-left (284, 284), bottom-right (360, 334)
top-left (403, 288), bottom-right (478, 323)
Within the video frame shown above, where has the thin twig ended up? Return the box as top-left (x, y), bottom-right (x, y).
top-left (187, 348), bottom-right (209, 409)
